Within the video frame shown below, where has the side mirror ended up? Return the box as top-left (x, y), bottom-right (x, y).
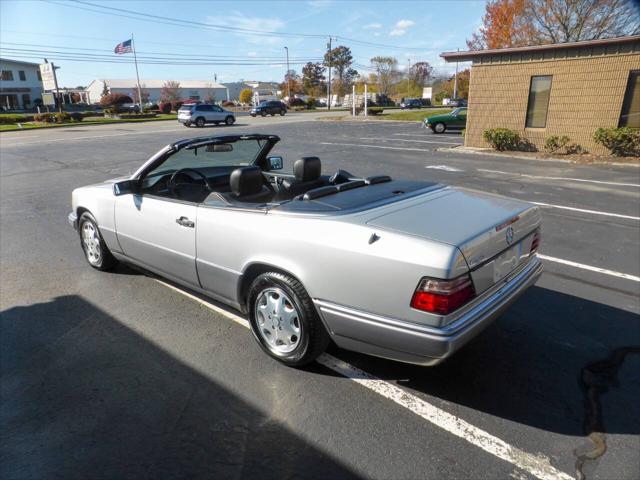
top-left (113, 179), bottom-right (137, 196)
top-left (267, 156), bottom-right (284, 170)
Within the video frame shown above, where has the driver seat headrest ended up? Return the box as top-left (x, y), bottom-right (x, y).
top-left (230, 166), bottom-right (264, 197)
top-left (293, 157), bottom-right (321, 182)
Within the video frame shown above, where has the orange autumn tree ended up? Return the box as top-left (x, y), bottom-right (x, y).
top-left (467, 0), bottom-right (534, 50)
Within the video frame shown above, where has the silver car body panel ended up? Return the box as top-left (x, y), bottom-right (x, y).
top-left (69, 136), bottom-right (542, 365)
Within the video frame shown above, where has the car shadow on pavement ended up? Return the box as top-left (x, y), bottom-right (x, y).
top-left (329, 285), bottom-right (640, 437)
top-left (0, 296), bottom-right (362, 480)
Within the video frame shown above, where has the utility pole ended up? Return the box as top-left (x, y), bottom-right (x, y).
top-left (453, 48), bottom-right (459, 100)
top-left (45, 59), bottom-right (63, 115)
top-left (326, 37), bottom-right (332, 110)
top-left (284, 46), bottom-right (290, 101)
top-left (407, 58), bottom-right (411, 97)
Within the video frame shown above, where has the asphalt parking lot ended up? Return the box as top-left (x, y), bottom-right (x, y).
top-left (1, 114), bottom-right (639, 480)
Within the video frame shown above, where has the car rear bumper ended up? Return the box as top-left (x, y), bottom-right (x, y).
top-left (314, 255), bottom-right (542, 366)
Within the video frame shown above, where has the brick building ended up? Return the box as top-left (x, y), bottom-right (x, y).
top-left (441, 35), bottom-right (640, 155)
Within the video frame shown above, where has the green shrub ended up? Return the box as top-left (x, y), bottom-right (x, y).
top-left (119, 113), bottom-right (157, 119)
top-left (565, 143), bottom-right (586, 155)
top-left (544, 135), bottom-right (570, 153)
top-left (55, 112), bottom-right (71, 123)
top-left (306, 97), bottom-right (316, 109)
top-left (368, 107), bottom-right (384, 116)
top-left (593, 127), bottom-right (640, 156)
top-left (69, 112), bottom-right (84, 122)
top-left (0, 114), bottom-right (34, 124)
top-left (461, 128), bottom-right (466, 139)
top-left (483, 128), bottom-right (520, 151)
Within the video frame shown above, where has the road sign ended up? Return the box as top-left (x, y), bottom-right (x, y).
top-left (39, 63), bottom-right (56, 91)
top-left (42, 92), bottom-right (56, 106)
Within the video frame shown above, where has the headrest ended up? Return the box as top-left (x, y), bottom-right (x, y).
top-left (230, 166), bottom-right (264, 197)
top-left (293, 156), bottom-right (321, 182)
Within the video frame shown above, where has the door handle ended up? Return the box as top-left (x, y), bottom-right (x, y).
top-left (176, 216), bottom-right (195, 228)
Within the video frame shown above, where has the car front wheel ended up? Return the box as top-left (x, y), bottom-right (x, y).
top-left (195, 117), bottom-right (205, 127)
top-left (247, 272), bottom-right (329, 367)
top-left (225, 116), bottom-right (235, 125)
top-left (78, 212), bottom-right (117, 271)
top-left (280, 109), bottom-right (285, 116)
top-left (261, 111), bottom-right (267, 117)
top-left (433, 122), bottom-right (446, 133)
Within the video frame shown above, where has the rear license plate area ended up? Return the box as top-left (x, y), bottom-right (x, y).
top-left (493, 242), bottom-right (523, 283)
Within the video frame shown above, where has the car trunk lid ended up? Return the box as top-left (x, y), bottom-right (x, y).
top-left (366, 187), bottom-right (541, 293)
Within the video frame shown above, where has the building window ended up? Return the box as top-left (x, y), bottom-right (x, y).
top-left (525, 75), bottom-right (552, 128)
top-left (19, 70), bottom-right (26, 81)
top-left (619, 70), bottom-right (640, 128)
top-left (1, 70), bottom-right (14, 81)
top-left (37, 70), bottom-right (42, 81)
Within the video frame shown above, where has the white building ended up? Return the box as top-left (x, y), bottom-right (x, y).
top-left (0, 58), bottom-right (44, 110)
top-left (85, 79), bottom-right (228, 104)
top-left (222, 81), bottom-right (281, 103)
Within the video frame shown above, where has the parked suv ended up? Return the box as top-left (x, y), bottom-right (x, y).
top-left (250, 101), bottom-right (287, 117)
top-left (178, 104), bottom-right (236, 127)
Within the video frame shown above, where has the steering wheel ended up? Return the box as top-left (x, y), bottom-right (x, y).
top-left (168, 168), bottom-right (212, 197)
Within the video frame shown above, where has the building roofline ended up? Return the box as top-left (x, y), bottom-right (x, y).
top-left (0, 57), bottom-right (41, 66)
top-left (440, 35), bottom-right (640, 62)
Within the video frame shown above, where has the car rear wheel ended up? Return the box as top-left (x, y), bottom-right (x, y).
top-left (184, 121), bottom-right (191, 127)
top-left (78, 212), bottom-right (117, 271)
top-left (225, 116), bottom-right (235, 125)
top-left (195, 117), bottom-right (205, 128)
top-left (247, 272), bottom-right (330, 367)
top-left (433, 122), bottom-right (446, 133)
top-left (261, 110), bottom-right (267, 117)
top-left (280, 109), bottom-right (285, 116)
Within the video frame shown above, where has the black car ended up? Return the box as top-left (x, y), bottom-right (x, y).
top-left (250, 101), bottom-right (287, 117)
top-left (400, 98), bottom-right (423, 109)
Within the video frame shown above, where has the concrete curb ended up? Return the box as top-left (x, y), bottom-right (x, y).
top-left (436, 146), bottom-right (640, 167)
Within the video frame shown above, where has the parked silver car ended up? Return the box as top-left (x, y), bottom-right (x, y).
top-left (178, 103), bottom-right (236, 127)
top-left (68, 134), bottom-right (542, 367)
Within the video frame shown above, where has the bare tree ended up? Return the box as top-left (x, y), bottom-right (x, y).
top-left (468, 0), bottom-right (640, 50)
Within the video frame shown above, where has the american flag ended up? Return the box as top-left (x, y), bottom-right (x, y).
top-left (114, 39), bottom-right (133, 54)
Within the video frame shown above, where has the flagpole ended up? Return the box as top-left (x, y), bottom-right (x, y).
top-left (131, 33), bottom-right (143, 107)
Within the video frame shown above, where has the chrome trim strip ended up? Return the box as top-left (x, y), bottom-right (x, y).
top-left (315, 256), bottom-right (542, 338)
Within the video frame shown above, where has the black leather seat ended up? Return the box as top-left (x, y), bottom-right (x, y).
top-left (281, 157), bottom-right (326, 197)
top-left (226, 166), bottom-right (273, 203)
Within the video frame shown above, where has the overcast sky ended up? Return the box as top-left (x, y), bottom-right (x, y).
top-left (0, 0), bottom-right (480, 87)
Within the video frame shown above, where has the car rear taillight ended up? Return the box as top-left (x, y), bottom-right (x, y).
top-left (410, 275), bottom-right (476, 315)
top-left (530, 230), bottom-right (541, 254)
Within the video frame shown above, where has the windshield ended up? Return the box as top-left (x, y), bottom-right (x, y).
top-left (451, 108), bottom-right (467, 115)
top-left (145, 138), bottom-right (268, 179)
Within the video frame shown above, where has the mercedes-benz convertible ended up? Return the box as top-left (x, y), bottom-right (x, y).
top-left (69, 134), bottom-right (542, 367)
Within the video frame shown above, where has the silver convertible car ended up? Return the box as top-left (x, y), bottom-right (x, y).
top-left (69, 134), bottom-right (542, 367)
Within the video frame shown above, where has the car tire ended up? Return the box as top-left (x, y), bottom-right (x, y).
top-left (184, 122), bottom-right (191, 127)
top-left (261, 110), bottom-right (267, 117)
top-left (433, 122), bottom-right (446, 133)
top-left (247, 272), bottom-right (330, 367)
top-left (195, 117), bottom-right (205, 128)
top-left (225, 116), bottom-right (235, 126)
top-left (213, 121), bottom-right (220, 125)
top-left (250, 113), bottom-right (256, 117)
top-left (280, 109), bottom-right (285, 116)
top-left (78, 212), bottom-right (117, 271)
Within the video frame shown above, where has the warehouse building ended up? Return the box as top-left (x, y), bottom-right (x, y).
top-left (441, 35), bottom-right (640, 155)
top-left (85, 79), bottom-right (228, 105)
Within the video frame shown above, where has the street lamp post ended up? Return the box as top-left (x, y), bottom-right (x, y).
top-left (284, 46), bottom-right (290, 101)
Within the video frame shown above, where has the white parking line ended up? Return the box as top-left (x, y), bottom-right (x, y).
top-left (426, 165), bottom-right (463, 172)
top-left (359, 137), bottom-right (461, 145)
top-left (539, 255), bottom-right (640, 282)
top-left (531, 202), bottom-right (640, 221)
top-left (393, 133), bottom-right (461, 138)
top-left (478, 169), bottom-right (640, 188)
top-left (153, 278), bottom-right (573, 480)
top-left (320, 141), bottom-right (429, 152)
